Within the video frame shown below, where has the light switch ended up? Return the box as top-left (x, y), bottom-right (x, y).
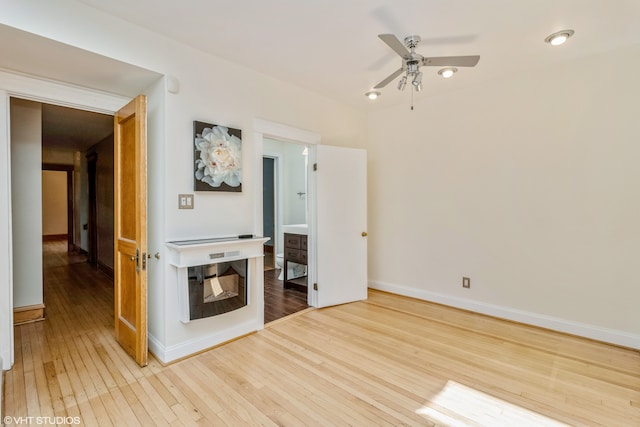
top-left (178, 194), bottom-right (194, 209)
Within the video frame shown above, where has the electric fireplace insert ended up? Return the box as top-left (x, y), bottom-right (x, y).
top-left (187, 259), bottom-right (247, 320)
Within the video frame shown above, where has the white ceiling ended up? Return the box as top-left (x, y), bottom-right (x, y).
top-left (4, 1), bottom-right (640, 150)
top-left (0, 25), bottom-right (159, 152)
top-left (0, 25), bottom-right (161, 99)
top-left (74, 0), bottom-right (640, 110)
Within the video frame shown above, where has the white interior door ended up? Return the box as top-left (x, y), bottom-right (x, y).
top-left (313, 145), bottom-right (367, 307)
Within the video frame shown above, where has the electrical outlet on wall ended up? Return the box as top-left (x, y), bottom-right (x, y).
top-left (462, 277), bottom-right (471, 288)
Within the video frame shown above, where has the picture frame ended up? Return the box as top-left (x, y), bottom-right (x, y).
top-left (193, 121), bottom-right (242, 192)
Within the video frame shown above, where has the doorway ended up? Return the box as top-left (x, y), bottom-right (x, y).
top-left (10, 97), bottom-right (115, 325)
top-left (42, 164), bottom-right (73, 252)
top-left (262, 156), bottom-right (276, 269)
top-left (0, 40), bottom-right (161, 368)
top-left (262, 139), bottom-right (310, 323)
top-left (41, 102), bottom-right (115, 274)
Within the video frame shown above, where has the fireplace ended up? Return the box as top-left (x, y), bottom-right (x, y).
top-left (188, 260), bottom-right (247, 320)
top-left (166, 236), bottom-right (268, 323)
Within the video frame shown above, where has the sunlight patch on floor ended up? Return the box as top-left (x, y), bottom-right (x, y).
top-left (416, 380), bottom-right (570, 426)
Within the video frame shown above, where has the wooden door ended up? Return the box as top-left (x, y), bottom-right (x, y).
top-left (314, 145), bottom-right (368, 307)
top-left (114, 95), bottom-right (147, 366)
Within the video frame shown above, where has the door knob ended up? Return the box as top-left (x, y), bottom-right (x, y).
top-left (361, 231), bottom-right (368, 237)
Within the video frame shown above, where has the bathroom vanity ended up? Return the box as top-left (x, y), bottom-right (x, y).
top-left (283, 232), bottom-right (308, 291)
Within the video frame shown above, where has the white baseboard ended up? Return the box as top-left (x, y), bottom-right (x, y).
top-left (148, 320), bottom-right (258, 364)
top-left (369, 280), bottom-right (640, 350)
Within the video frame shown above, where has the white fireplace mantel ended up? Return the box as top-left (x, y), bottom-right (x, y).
top-left (166, 236), bottom-right (269, 268)
top-left (166, 236), bottom-right (269, 323)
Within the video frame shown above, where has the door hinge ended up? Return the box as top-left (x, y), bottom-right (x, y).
top-left (313, 283), bottom-right (318, 291)
top-left (313, 163), bottom-right (317, 171)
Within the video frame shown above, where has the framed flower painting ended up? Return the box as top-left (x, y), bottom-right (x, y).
top-left (193, 121), bottom-right (242, 192)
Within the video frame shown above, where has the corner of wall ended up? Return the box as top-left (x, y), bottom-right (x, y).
top-left (369, 280), bottom-right (640, 350)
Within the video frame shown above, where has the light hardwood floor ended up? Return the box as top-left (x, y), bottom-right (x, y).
top-left (3, 240), bottom-right (639, 426)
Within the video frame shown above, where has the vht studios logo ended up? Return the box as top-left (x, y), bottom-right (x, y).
top-left (4, 416), bottom-right (81, 425)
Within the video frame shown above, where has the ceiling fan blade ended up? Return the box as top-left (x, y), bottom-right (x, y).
top-left (373, 68), bottom-right (404, 89)
top-left (422, 55), bottom-right (480, 67)
top-left (378, 34), bottom-right (410, 57)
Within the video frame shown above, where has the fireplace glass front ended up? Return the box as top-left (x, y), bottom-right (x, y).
top-left (187, 259), bottom-right (248, 320)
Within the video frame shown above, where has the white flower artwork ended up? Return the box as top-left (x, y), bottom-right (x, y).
top-left (194, 122), bottom-right (242, 192)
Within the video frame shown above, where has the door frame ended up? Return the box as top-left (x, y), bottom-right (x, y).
top-left (42, 163), bottom-right (74, 252)
top-left (262, 155), bottom-right (277, 263)
top-left (0, 72), bottom-right (131, 370)
top-left (254, 119), bottom-right (321, 312)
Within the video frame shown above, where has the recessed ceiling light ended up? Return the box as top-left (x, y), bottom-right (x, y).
top-left (438, 67), bottom-right (458, 78)
top-left (365, 91), bottom-right (380, 100)
top-left (545, 30), bottom-right (574, 46)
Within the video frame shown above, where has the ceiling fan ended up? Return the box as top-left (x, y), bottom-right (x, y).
top-left (374, 34), bottom-right (480, 92)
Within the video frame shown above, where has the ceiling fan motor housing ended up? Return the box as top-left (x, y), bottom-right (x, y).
top-left (404, 35), bottom-right (421, 49)
top-left (406, 60), bottom-right (420, 74)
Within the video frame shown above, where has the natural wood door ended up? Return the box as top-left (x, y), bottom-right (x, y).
top-left (114, 95), bottom-right (147, 366)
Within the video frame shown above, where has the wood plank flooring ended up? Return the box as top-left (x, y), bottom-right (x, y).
top-left (3, 240), bottom-right (639, 426)
top-left (263, 269), bottom-right (308, 324)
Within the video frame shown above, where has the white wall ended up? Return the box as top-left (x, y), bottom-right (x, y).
top-left (282, 143), bottom-right (308, 226)
top-left (157, 30), bottom-right (364, 357)
top-left (367, 44), bottom-right (640, 348)
top-left (0, 0), bottom-right (366, 362)
top-left (146, 77), bottom-right (167, 348)
top-left (10, 98), bottom-right (43, 308)
top-left (0, 89), bottom-right (14, 370)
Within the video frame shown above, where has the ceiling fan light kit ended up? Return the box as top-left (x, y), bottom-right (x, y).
top-left (545, 29), bottom-right (574, 46)
top-left (397, 75), bottom-right (407, 90)
top-left (411, 71), bottom-right (422, 91)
